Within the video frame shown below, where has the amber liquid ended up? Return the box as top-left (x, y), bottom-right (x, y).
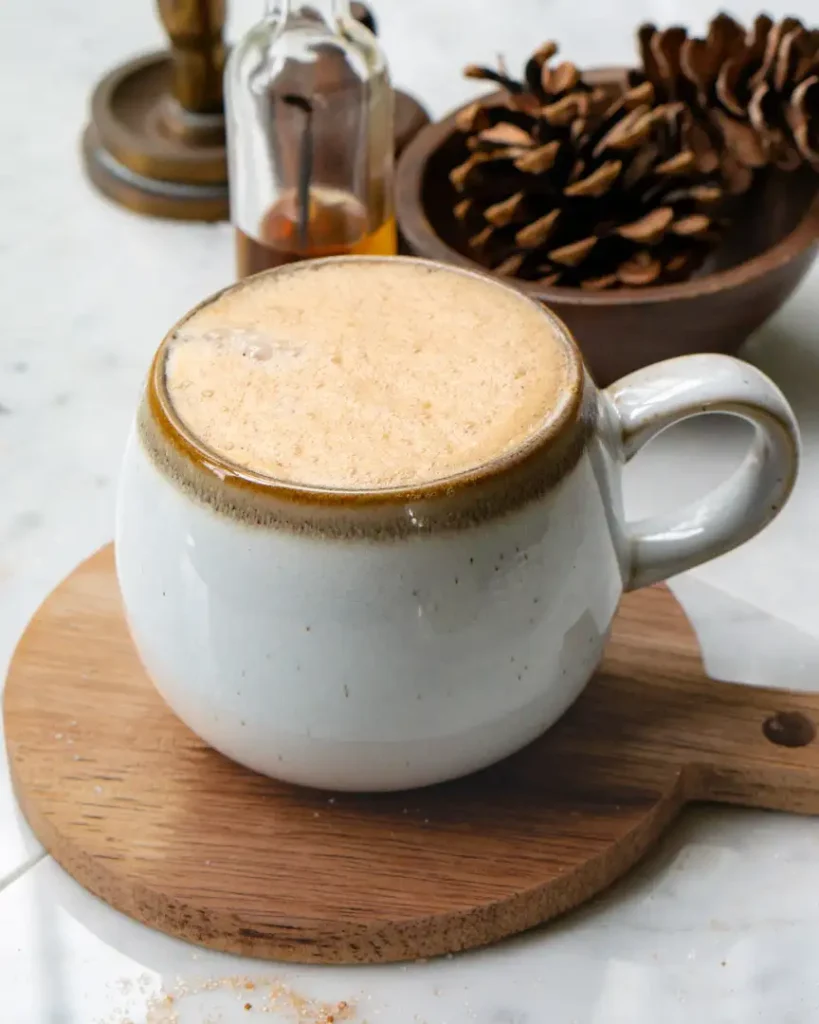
top-left (236, 186), bottom-right (397, 279)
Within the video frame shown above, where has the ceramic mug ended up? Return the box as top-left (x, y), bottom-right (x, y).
top-left (116, 256), bottom-right (799, 791)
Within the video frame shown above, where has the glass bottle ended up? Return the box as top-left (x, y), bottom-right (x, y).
top-left (225, 0), bottom-right (396, 278)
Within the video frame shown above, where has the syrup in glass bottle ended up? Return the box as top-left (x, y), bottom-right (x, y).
top-left (225, 0), bottom-right (396, 278)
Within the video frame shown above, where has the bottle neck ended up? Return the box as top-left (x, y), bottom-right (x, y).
top-left (266, 0), bottom-right (351, 24)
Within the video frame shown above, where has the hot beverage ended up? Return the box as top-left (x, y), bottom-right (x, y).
top-left (165, 258), bottom-right (569, 489)
top-left (117, 255), bottom-right (798, 791)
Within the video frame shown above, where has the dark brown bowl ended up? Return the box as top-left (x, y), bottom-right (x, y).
top-left (396, 70), bottom-right (819, 385)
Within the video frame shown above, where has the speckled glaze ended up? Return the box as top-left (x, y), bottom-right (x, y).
top-left (115, 258), bottom-right (800, 791)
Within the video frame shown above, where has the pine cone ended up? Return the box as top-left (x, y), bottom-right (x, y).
top-left (632, 13), bottom-right (819, 183)
top-left (450, 45), bottom-right (725, 289)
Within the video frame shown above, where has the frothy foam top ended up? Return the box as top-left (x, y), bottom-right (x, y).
top-left (163, 260), bottom-right (569, 490)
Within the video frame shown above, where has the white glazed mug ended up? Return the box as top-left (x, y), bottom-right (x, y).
top-left (116, 256), bottom-right (799, 791)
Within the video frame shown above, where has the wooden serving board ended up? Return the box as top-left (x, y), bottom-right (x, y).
top-left (5, 545), bottom-right (819, 964)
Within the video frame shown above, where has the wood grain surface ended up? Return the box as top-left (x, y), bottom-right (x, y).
top-left (5, 545), bottom-right (819, 964)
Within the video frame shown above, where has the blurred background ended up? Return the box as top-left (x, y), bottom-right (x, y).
top-left (4, 3), bottom-right (819, 1021)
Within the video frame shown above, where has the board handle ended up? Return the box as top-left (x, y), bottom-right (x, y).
top-left (606, 354), bottom-right (799, 590)
top-left (672, 676), bottom-right (819, 815)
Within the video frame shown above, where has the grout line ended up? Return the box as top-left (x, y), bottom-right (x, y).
top-left (0, 848), bottom-right (47, 896)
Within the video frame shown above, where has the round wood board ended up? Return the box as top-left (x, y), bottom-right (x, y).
top-left (6, 546), bottom-right (819, 964)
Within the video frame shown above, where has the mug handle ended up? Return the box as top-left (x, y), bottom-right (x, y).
top-left (605, 353), bottom-right (800, 591)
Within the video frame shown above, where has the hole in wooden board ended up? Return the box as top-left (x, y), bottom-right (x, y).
top-left (763, 711), bottom-right (816, 748)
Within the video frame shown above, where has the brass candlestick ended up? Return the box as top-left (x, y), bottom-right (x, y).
top-left (82, 1), bottom-right (229, 221)
top-left (81, 2), bottom-right (429, 223)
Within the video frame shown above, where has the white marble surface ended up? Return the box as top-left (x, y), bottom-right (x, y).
top-left (4, 0), bottom-right (819, 1020)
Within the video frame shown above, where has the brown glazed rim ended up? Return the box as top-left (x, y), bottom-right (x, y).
top-left (395, 72), bottom-right (819, 306)
top-left (146, 255), bottom-right (587, 511)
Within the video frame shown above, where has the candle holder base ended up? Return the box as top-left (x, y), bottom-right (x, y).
top-left (80, 51), bottom-right (229, 222)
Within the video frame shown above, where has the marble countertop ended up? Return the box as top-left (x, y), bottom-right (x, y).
top-left (4, 0), bottom-right (819, 1020)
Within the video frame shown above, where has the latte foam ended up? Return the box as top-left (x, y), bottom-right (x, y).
top-left (163, 260), bottom-right (570, 490)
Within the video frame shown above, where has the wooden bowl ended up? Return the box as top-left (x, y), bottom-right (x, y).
top-left (396, 71), bottom-right (819, 385)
